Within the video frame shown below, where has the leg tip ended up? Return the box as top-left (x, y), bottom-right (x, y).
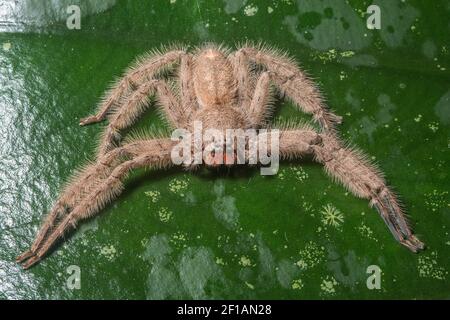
top-left (16, 250), bottom-right (33, 263)
top-left (79, 115), bottom-right (100, 126)
top-left (21, 255), bottom-right (41, 270)
top-left (402, 235), bottom-right (425, 253)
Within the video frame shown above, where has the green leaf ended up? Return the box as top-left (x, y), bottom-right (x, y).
top-left (0, 0), bottom-right (449, 299)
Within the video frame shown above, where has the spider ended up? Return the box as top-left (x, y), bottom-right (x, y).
top-left (17, 43), bottom-right (424, 269)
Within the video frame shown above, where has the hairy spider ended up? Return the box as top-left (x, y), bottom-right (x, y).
top-left (17, 43), bottom-right (424, 269)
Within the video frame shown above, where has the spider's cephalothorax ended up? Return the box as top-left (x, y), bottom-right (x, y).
top-left (17, 43), bottom-right (424, 269)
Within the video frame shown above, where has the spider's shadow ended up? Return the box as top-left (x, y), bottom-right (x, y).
top-left (41, 165), bottom-right (258, 250)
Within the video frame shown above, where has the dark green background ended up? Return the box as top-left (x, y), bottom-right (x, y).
top-left (0, 0), bottom-right (449, 299)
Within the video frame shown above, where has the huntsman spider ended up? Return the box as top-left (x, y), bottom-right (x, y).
top-left (17, 43), bottom-right (424, 269)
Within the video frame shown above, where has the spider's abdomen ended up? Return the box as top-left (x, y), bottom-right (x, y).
top-left (193, 48), bottom-right (237, 108)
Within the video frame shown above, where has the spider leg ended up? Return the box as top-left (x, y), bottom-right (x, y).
top-left (17, 139), bottom-right (173, 266)
top-left (246, 71), bottom-right (273, 127)
top-left (97, 79), bottom-right (188, 156)
top-left (229, 51), bottom-right (255, 108)
top-left (278, 128), bottom-right (424, 252)
top-left (179, 53), bottom-right (198, 118)
top-left (79, 49), bottom-right (186, 126)
top-left (237, 45), bottom-right (342, 132)
top-left (17, 149), bottom-right (123, 263)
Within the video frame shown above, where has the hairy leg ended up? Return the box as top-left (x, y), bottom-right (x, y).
top-left (229, 50), bottom-right (255, 108)
top-left (179, 53), bottom-right (198, 120)
top-left (238, 45), bottom-right (342, 131)
top-left (17, 138), bottom-right (174, 267)
top-left (80, 49), bottom-right (186, 126)
top-left (16, 149), bottom-right (125, 263)
top-left (278, 128), bottom-right (424, 252)
top-left (97, 79), bottom-right (187, 156)
top-left (246, 71), bottom-right (273, 127)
